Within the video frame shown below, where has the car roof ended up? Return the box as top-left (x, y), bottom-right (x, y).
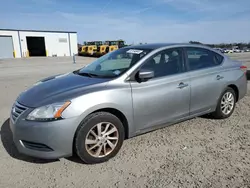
top-left (123, 43), bottom-right (226, 57)
top-left (124, 43), bottom-right (209, 50)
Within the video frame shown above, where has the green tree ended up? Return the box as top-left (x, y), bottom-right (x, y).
top-left (189, 41), bottom-right (202, 44)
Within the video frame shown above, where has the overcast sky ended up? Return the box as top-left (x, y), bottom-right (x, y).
top-left (1, 0), bottom-right (250, 44)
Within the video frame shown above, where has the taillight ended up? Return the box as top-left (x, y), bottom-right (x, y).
top-left (240, 65), bottom-right (247, 74)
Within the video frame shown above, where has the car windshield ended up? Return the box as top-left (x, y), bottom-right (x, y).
top-left (110, 41), bottom-right (118, 45)
top-left (87, 42), bottom-right (96, 45)
top-left (95, 42), bottom-right (103, 46)
top-left (76, 47), bottom-right (152, 78)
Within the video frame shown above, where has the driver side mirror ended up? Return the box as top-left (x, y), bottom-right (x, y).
top-left (138, 69), bottom-right (154, 82)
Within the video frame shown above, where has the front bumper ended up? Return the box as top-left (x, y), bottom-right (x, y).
top-left (87, 52), bottom-right (95, 56)
top-left (93, 52), bottom-right (105, 56)
top-left (10, 112), bottom-right (79, 159)
top-left (78, 52), bottom-right (88, 56)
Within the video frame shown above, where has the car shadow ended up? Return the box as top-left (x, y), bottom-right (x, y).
top-left (199, 114), bottom-right (217, 119)
top-left (65, 155), bottom-right (86, 164)
top-left (0, 118), bottom-right (58, 164)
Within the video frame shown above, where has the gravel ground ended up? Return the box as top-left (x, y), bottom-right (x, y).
top-left (0, 55), bottom-right (250, 188)
top-left (228, 52), bottom-right (250, 66)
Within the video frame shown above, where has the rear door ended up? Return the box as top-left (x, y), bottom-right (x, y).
top-left (184, 47), bottom-right (225, 115)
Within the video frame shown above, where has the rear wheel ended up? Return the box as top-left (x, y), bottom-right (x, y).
top-left (75, 112), bottom-right (124, 164)
top-left (211, 87), bottom-right (236, 119)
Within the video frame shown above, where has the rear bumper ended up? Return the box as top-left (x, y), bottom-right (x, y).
top-left (238, 74), bottom-right (248, 101)
top-left (10, 116), bottom-right (79, 159)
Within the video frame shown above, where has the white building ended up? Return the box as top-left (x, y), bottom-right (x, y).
top-left (0, 29), bottom-right (78, 59)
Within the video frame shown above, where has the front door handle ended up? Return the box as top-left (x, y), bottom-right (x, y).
top-left (216, 75), bottom-right (224, 80)
top-left (177, 82), bottom-right (189, 89)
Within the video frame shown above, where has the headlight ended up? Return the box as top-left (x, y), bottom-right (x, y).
top-left (26, 101), bottom-right (71, 121)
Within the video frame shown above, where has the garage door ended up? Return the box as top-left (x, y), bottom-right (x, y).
top-left (0, 36), bottom-right (14, 59)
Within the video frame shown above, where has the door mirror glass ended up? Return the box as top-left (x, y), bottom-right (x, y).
top-left (138, 69), bottom-right (154, 81)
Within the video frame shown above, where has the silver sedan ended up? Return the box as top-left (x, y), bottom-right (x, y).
top-left (10, 43), bottom-right (247, 164)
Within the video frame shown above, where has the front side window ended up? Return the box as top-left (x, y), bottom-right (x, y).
top-left (185, 47), bottom-right (224, 71)
top-left (140, 48), bottom-right (184, 78)
top-left (76, 48), bottom-right (152, 78)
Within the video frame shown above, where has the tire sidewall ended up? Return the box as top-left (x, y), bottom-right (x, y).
top-left (75, 112), bottom-right (125, 164)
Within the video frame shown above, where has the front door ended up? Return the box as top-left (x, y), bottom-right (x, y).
top-left (130, 48), bottom-right (191, 132)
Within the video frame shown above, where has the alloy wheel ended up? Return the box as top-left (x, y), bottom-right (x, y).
top-left (85, 122), bottom-right (119, 158)
top-left (221, 92), bottom-right (235, 115)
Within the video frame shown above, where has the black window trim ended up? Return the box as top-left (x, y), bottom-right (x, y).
top-left (127, 47), bottom-right (188, 82)
top-left (183, 47), bottom-right (225, 72)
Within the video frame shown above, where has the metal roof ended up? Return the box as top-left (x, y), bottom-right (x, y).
top-left (0, 29), bottom-right (77, 33)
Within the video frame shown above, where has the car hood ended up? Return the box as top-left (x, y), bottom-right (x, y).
top-left (17, 72), bottom-right (110, 108)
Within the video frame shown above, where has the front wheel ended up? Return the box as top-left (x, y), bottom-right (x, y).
top-left (211, 87), bottom-right (236, 119)
top-left (75, 112), bottom-right (125, 164)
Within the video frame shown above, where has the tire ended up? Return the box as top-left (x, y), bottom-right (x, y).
top-left (210, 87), bottom-right (236, 119)
top-left (105, 48), bottom-right (109, 53)
top-left (75, 112), bottom-right (125, 164)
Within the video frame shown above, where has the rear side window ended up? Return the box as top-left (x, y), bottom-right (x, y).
top-left (214, 53), bottom-right (224, 64)
top-left (185, 47), bottom-right (224, 71)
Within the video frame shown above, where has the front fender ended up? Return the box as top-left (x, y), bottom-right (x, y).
top-left (62, 86), bottom-right (134, 137)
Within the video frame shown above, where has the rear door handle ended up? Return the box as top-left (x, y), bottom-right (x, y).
top-left (177, 82), bottom-right (189, 89)
top-left (216, 75), bottom-right (224, 80)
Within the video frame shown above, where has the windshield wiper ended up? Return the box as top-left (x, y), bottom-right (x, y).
top-left (73, 70), bottom-right (117, 78)
top-left (74, 71), bottom-right (99, 78)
